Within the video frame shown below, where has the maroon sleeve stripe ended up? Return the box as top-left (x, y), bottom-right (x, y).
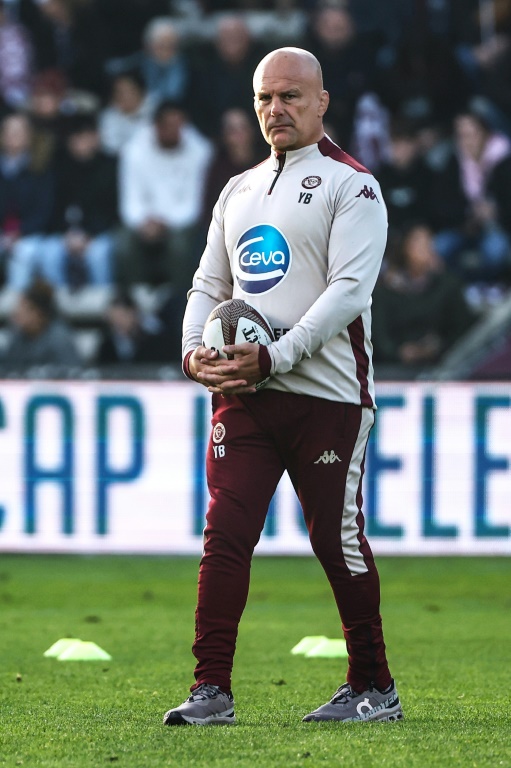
top-left (318, 135), bottom-right (371, 174)
top-left (182, 349), bottom-right (195, 380)
top-left (258, 344), bottom-right (272, 379)
top-left (347, 316), bottom-right (373, 408)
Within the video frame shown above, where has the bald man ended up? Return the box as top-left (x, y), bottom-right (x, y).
top-left (164, 48), bottom-right (403, 726)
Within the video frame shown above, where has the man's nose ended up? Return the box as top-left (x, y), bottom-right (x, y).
top-left (270, 98), bottom-right (284, 116)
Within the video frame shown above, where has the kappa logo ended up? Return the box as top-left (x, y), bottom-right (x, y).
top-left (314, 450), bottom-right (341, 464)
top-left (355, 185), bottom-right (379, 202)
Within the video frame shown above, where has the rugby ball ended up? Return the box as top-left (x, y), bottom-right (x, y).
top-left (202, 299), bottom-right (274, 389)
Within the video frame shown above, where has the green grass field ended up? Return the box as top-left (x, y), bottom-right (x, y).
top-left (1, 555), bottom-right (510, 767)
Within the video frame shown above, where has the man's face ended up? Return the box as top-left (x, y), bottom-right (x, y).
top-left (216, 18), bottom-right (250, 64)
top-left (390, 136), bottom-right (417, 168)
top-left (113, 77), bottom-right (144, 114)
top-left (155, 110), bottom-right (183, 149)
top-left (12, 297), bottom-right (45, 336)
top-left (253, 53), bottom-right (329, 152)
top-left (1, 115), bottom-right (31, 156)
top-left (108, 304), bottom-right (138, 336)
top-left (455, 115), bottom-right (486, 160)
top-left (148, 31), bottom-right (178, 64)
top-left (67, 129), bottom-right (99, 161)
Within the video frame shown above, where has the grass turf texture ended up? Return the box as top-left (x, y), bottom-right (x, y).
top-left (1, 556), bottom-right (510, 768)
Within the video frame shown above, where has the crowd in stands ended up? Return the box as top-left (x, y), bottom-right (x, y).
top-left (0, 0), bottom-right (509, 377)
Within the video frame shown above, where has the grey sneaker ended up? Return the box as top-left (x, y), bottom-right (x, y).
top-left (302, 680), bottom-right (403, 723)
top-left (163, 683), bottom-right (235, 726)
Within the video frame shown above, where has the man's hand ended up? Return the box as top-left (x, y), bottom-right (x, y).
top-left (190, 342), bottom-right (263, 395)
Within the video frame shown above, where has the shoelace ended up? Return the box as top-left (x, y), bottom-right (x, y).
top-left (188, 684), bottom-right (221, 702)
top-left (331, 684), bottom-right (356, 704)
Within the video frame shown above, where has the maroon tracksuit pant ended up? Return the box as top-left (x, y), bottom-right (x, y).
top-left (192, 390), bottom-right (392, 694)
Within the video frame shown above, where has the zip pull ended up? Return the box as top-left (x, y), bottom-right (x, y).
top-left (268, 153), bottom-right (286, 195)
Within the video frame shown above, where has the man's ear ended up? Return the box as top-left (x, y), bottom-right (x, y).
top-left (318, 90), bottom-right (330, 117)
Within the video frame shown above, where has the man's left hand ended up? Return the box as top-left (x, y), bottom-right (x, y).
top-left (197, 342), bottom-right (262, 395)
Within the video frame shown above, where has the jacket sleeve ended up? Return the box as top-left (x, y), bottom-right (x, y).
top-left (268, 172), bottom-right (387, 374)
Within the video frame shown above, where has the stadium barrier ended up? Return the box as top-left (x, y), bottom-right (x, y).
top-left (0, 380), bottom-right (509, 555)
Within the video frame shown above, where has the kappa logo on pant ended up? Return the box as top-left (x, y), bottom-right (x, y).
top-left (314, 450), bottom-right (341, 464)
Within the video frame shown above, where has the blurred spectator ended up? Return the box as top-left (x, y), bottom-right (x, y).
top-left (42, 113), bottom-right (118, 290)
top-left (449, 0), bottom-right (484, 46)
top-left (488, 153), bottom-right (511, 256)
top-left (431, 110), bottom-right (511, 281)
top-left (99, 72), bottom-right (152, 156)
top-left (1, 113), bottom-right (54, 290)
top-left (376, 121), bottom-right (429, 234)
top-left (96, 0), bottom-right (171, 59)
top-left (118, 99), bottom-right (212, 319)
top-left (0, 0), bottom-right (33, 110)
top-left (23, 0), bottom-right (107, 98)
top-left (257, 0), bottom-right (307, 46)
top-left (375, 31), bottom-right (470, 128)
top-left (348, 0), bottom-right (414, 46)
top-left (155, 286), bottom-right (190, 363)
top-left (372, 224), bottom-right (476, 370)
top-left (199, 0), bottom-right (273, 10)
top-left (189, 15), bottom-right (265, 138)
top-left (460, 36), bottom-right (511, 134)
top-left (202, 108), bottom-right (266, 226)
top-left (349, 92), bottom-right (391, 173)
top-left (26, 69), bottom-right (68, 172)
top-left (96, 291), bottom-right (169, 365)
top-left (305, 6), bottom-right (377, 146)
top-left (106, 18), bottom-right (190, 107)
top-left (2, 279), bottom-right (80, 367)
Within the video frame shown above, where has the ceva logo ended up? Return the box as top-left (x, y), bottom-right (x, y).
top-left (234, 224), bottom-right (292, 295)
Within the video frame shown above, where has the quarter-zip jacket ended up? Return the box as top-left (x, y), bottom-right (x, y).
top-left (182, 135), bottom-right (387, 406)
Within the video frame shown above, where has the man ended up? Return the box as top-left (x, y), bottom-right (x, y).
top-left (189, 15), bottom-right (265, 139)
top-left (105, 17), bottom-right (190, 107)
top-left (164, 47), bottom-right (403, 726)
top-left (42, 114), bottom-right (118, 289)
top-left (118, 99), bottom-right (212, 309)
top-left (4, 279), bottom-right (80, 368)
top-left (0, 113), bottom-right (54, 290)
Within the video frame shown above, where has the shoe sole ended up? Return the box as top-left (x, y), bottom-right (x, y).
top-left (303, 705), bottom-right (404, 723)
top-left (163, 710), bottom-right (236, 726)
top-left (358, 705), bottom-right (404, 722)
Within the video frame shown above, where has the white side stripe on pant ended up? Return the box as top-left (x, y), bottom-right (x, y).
top-left (341, 407), bottom-right (375, 576)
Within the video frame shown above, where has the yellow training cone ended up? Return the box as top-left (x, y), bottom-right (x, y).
top-left (305, 638), bottom-right (348, 658)
top-left (57, 641), bottom-right (112, 661)
top-left (44, 638), bottom-right (82, 658)
top-left (291, 636), bottom-right (328, 655)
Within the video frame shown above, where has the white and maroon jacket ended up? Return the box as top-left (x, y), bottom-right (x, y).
top-left (182, 135), bottom-right (387, 406)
